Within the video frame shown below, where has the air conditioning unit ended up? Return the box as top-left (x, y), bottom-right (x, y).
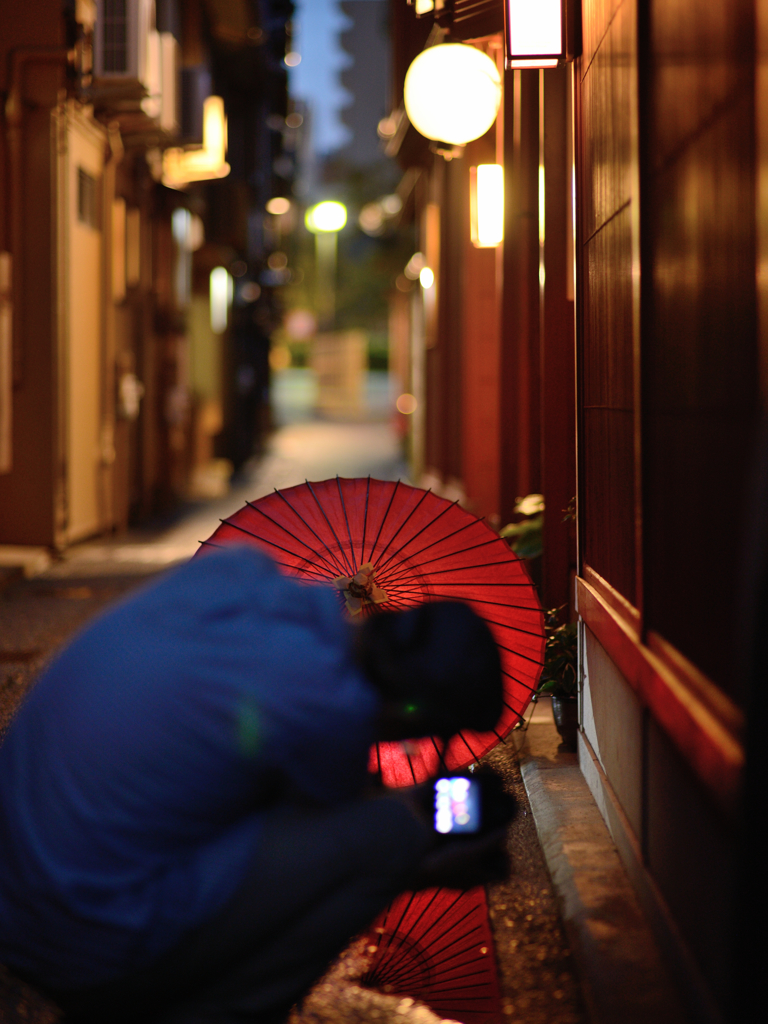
top-left (94, 0), bottom-right (155, 86)
top-left (93, 0), bottom-right (178, 133)
top-left (139, 28), bottom-right (179, 132)
top-left (158, 31), bottom-right (179, 134)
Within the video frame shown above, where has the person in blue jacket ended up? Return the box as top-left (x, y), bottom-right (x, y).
top-left (0, 546), bottom-right (507, 1024)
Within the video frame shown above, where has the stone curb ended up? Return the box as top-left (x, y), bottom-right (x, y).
top-left (518, 718), bottom-right (690, 1024)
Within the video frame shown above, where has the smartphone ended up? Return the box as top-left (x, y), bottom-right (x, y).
top-left (433, 775), bottom-right (481, 834)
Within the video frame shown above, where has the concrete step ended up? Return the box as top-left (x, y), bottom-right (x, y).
top-left (518, 711), bottom-right (690, 1024)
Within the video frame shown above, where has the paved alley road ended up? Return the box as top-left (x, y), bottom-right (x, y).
top-left (43, 369), bottom-right (407, 578)
top-left (1, 370), bottom-right (405, 722)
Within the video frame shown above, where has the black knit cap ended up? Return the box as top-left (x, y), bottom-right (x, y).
top-left (357, 600), bottom-right (503, 737)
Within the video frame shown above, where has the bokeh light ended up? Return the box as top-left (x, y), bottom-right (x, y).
top-left (305, 201), bottom-right (347, 233)
top-left (266, 197), bottom-right (291, 215)
top-left (419, 266), bottom-right (435, 289)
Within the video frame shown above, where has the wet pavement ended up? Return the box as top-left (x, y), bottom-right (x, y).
top-left (0, 369), bottom-right (588, 1024)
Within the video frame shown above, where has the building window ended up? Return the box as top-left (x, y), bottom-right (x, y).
top-left (102, 0), bottom-right (128, 74)
top-left (77, 168), bottom-right (99, 230)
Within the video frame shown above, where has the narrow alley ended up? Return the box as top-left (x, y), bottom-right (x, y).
top-left (1, 2), bottom-right (763, 1023)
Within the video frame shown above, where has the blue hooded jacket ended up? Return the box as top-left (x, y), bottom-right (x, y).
top-left (0, 547), bottom-right (378, 988)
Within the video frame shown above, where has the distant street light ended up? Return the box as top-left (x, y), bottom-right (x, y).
top-left (305, 201), bottom-right (347, 233)
top-left (305, 201), bottom-right (347, 329)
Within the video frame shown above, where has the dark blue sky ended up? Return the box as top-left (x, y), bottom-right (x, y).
top-left (290, 0), bottom-right (356, 155)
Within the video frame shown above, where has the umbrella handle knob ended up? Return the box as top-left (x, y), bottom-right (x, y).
top-left (333, 562), bottom-right (388, 615)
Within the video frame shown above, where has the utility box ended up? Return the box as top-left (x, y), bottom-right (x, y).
top-left (310, 331), bottom-right (366, 418)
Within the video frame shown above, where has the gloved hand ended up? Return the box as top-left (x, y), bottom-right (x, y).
top-left (409, 824), bottom-right (511, 890)
top-left (396, 764), bottom-right (518, 890)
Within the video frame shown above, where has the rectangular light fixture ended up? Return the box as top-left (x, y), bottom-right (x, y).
top-left (162, 96), bottom-right (230, 188)
top-left (504, 0), bottom-right (576, 69)
top-left (470, 165), bottom-right (504, 248)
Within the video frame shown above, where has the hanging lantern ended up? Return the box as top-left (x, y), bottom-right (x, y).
top-left (504, 0), bottom-right (577, 69)
top-left (403, 44), bottom-right (501, 147)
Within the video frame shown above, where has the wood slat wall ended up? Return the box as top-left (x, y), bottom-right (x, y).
top-left (450, 0), bottom-right (503, 40)
top-left (641, 0), bottom-right (759, 704)
top-left (500, 70), bottom-right (541, 523)
top-left (575, 0), bottom-right (762, 1016)
top-left (578, 0), bottom-right (639, 608)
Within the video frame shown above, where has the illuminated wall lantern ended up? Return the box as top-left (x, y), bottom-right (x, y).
top-left (210, 266), bottom-right (233, 334)
top-left (419, 266), bottom-right (435, 289)
top-left (404, 44), bottom-right (501, 147)
top-left (162, 96), bottom-right (230, 188)
top-left (503, 0), bottom-right (577, 69)
top-left (470, 164), bottom-right (504, 248)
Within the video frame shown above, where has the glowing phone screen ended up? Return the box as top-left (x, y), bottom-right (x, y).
top-left (434, 776), bottom-right (480, 834)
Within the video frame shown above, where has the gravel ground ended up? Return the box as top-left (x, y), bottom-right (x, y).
top-left (483, 743), bottom-right (586, 1024)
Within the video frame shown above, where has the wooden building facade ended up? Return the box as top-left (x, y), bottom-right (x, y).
top-left (0, 0), bottom-right (295, 546)
top-left (390, 1), bottom-right (765, 1020)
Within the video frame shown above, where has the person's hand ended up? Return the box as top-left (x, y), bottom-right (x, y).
top-left (409, 825), bottom-right (510, 890)
top-left (396, 765), bottom-right (518, 890)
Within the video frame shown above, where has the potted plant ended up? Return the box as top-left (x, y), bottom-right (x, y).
top-left (536, 608), bottom-right (578, 750)
top-left (499, 493), bottom-right (544, 559)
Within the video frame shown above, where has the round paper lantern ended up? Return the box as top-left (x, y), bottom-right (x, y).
top-left (404, 44), bottom-right (501, 146)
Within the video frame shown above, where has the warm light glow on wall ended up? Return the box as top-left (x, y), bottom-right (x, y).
top-left (404, 44), bottom-right (501, 146)
top-left (470, 164), bottom-right (504, 247)
top-left (210, 267), bottom-right (233, 334)
top-left (305, 201), bottom-right (347, 233)
top-left (162, 96), bottom-right (230, 188)
top-left (505, 0), bottom-right (564, 68)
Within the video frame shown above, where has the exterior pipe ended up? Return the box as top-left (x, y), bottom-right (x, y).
top-left (4, 47), bottom-right (70, 386)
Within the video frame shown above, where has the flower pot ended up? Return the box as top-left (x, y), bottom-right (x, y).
top-left (551, 695), bottom-right (579, 751)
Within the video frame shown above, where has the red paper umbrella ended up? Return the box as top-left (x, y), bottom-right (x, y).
top-left (199, 477), bottom-right (544, 785)
top-left (361, 887), bottom-right (502, 1024)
